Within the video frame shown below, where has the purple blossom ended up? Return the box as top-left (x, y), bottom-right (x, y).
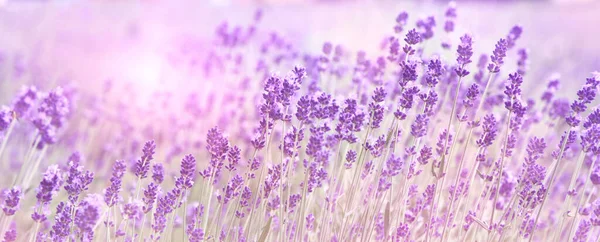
top-left (74, 194), bottom-right (103, 241)
top-left (152, 163), bottom-right (165, 184)
top-left (455, 34), bottom-right (474, 77)
top-left (50, 202), bottom-right (72, 240)
top-left (574, 219), bottom-right (591, 242)
top-left (476, 114), bottom-right (498, 148)
top-left (487, 38), bottom-right (508, 73)
top-left (64, 161), bottom-right (94, 204)
top-left (134, 140), bottom-right (156, 179)
top-left (38, 87), bottom-right (70, 129)
top-left (410, 114), bottom-right (429, 138)
top-left (462, 83), bottom-right (480, 109)
top-left (12, 86), bottom-right (38, 118)
top-left (176, 154), bottom-right (196, 190)
top-left (33, 165), bottom-right (63, 222)
top-left (2, 187), bottom-right (21, 216)
top-left (104, 160), bottom-right (126, 207)
top-left (142, 183), bottom-right (159, 214)
top-left (0, 107), bottom-right (13, 132)
top-left (225, 146), bottom-right (241, 171)
top-left (3, 222), bottom-right (16, 242)
top-left (219, 175), bottom-right (244, 204)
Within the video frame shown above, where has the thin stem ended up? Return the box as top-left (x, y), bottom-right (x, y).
top-left (529, 126), bottom-right (572, 242)
top-left (567, 155), bottom-right (597, 241)
top-left (554, 149), bottom-right (586, 241)
top-left (488, 110), bottom-right (513, 238)
top-left (0, 112), bottom-right (16, 163)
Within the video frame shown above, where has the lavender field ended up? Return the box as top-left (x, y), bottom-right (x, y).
top-left (0, 0), bottom-right (599, 241)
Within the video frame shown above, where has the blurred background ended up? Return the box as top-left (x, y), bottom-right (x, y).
top-left (1, 0), bottom-right (599, 96)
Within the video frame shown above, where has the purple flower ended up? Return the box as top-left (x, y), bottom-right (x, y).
top-left (410, 114), bottom-right (429, 138)
top-left (50, 202), bottom-right (72, 240)
top-left (2, 187), bottom-right (21, 216)
top-left (517, 48), bottom-right (529, 75)
top-left (104, 160), bottom-right (126, 207)
top-left (506, 25), bottom-right (523, 49)
top-left (142, 183), bottom-right (159, 214)
top-left (504, 72), bottom-right (524, 112)
top-left (134, 140), bottom-right (156, 179)
top-left (425, 59), bottom-right (445, 87)
top-left (396, 86), bottom-right (420, 120)
top-left (476, 114), bottom-right (498, 148)
top-left (152, 163), bottom-right (165, 184)
top-left (395, 223), bottom-right (410, 239)
top-left (219, 175), bottom-right (244, 205)
top-left (32, 115), bottom-right (56, 148)
top-left (394, 11), bottom-right (408, 33)
top-left (487, 38), bottom-right (508, 73)
top-left (443, 2), bottom-right (456, 34)
top-left (574, 219), bottom-right (591, 242)
top-left (12, 86), bottom-right (38, 118)
top-left (153, 189), bottom-right (180, 236)
top-left (455, 34), bottom-right (474, 77)
top-left (3, 222), bottom-right (16, 242)
top-left (74, 194), bottom-right (103, 241)
top-left (436, 129), bottom-right (453, 156)
top-left (206, 127), bottom-right (229, 172)
top-left (345, 150), bottom-right (357, 169)
top-left (176, 154), bottom-right (196, 190)
top-left (404, 29), bottom-right (421, 46)
top-left (462, 83), bottom-right (480, 109)
top-left (306, 214), bottom-right (315, 231)
top-left (64, 161), bottom-right (94, 204)
top-left (0, 106), bottom-right (13, 132)
top-left (38, 87), bottom-right (70, 129)
top-left (418, 146), bottom-right (433, 165)
top-left (372, 87), bottom-right (387, 103)
top-left (225, 146), bottom-right (241, 171)
top-left (400, 61), bottom-right (418, 85)
top-left (33, 165), bottom-right (63, 222)
top-left (591, 166), bottom-right (600, 185)
top-left (416, 16), bottom-right (436, 40)
top-left (122, 200), bottom-right (143, 220)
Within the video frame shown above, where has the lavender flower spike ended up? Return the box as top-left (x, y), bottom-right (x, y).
top-left (134, 140), bottom-right (156, 179)
top-left (104, 160), bottom-right (126, 207)
top-left (2, 187), bottom-right (21, 216)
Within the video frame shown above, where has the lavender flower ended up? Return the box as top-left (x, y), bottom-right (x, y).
top-left (12, 86), bottom-right (38, 118)
top-left (2, 187), bottom-right (21, 216)
top-left (33, 165), bottom-right (63, 222)
top-left (476, 114), bottom-right (498, 147)
top-left (38, 87), bottom-right (70, 128)
top-left (455, 34), bottom-right (474, 77)
top-left (104, 160), bottom-right (126, 207)
top-left (573, 219), bottom-right (591, 242)
top-left (225, 146), bottom-right (241, 171)
top-left (152, 163), bottom-right (165, 184)
top-left (142, 183), bottom-right (159, 214)
top-left (487, 38), bottom-right (508, 73)
top-left (0, 107), bottom-right (13, 132)
top-left (74, 194), bottom-right (103, 241)
top-left (134, 140), bottom-right (156, 179)
top-left (3, 222), bottom-right (16, 242)
top-left (410, 114), bottom-right (429, 138)
top-left (64, 161), bottom-right (94, 204)
top-left (176, 154), bottom-right (196, 190)
top-left (50, 202), bottom-right (72, 240)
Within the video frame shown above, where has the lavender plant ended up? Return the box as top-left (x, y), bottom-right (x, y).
top-left (0, 3), bottom-right (598, 242)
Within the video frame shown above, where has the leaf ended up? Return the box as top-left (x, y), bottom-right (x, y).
top-left (384, 202), bottom-right (391, 236)
top-left (258, 216), bottom-right (273, 242)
